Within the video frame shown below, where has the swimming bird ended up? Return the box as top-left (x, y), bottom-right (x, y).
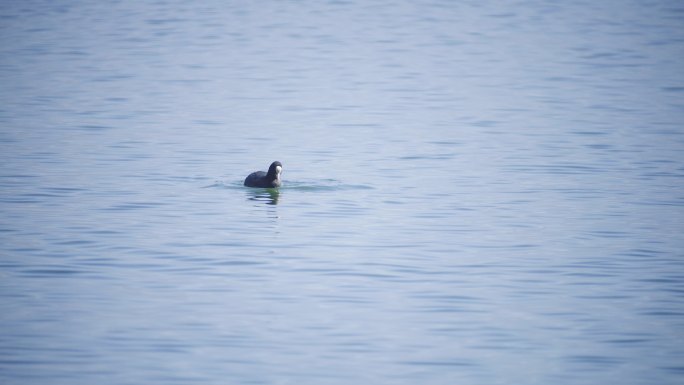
top-left (243, 161), bottom-right (283, 188)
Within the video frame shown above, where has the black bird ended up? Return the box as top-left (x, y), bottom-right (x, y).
top-left (243, 161), bottom-right (283, 188)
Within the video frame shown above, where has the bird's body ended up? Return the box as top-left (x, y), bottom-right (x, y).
top-left (244, 161), bottom-right (283, 188)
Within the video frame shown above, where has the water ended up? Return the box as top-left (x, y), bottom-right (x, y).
top-left (1, 1), bottom-right (683, 384)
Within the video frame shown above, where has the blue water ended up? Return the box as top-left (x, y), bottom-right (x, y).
top-left (1, 1), bottom-right (683, 384)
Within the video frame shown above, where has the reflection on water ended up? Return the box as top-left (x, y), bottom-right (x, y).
top-left (246, 188), bottom-right (280, 205)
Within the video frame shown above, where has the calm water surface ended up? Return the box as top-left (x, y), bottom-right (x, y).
top-left (1, 1), bottom-right (683, 384)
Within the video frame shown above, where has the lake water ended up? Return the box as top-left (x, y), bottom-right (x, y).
top-left (1, 1), bottom-right (683, 384)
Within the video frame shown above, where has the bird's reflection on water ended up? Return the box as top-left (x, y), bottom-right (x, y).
top-left (247, 188), bottom-right (280, 205)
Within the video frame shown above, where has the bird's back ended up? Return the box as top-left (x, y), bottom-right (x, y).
top-left (244, 171), bottom-right (268, 187)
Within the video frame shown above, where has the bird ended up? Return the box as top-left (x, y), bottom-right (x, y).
top-left (243, 161), bottom-right (283, 188)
